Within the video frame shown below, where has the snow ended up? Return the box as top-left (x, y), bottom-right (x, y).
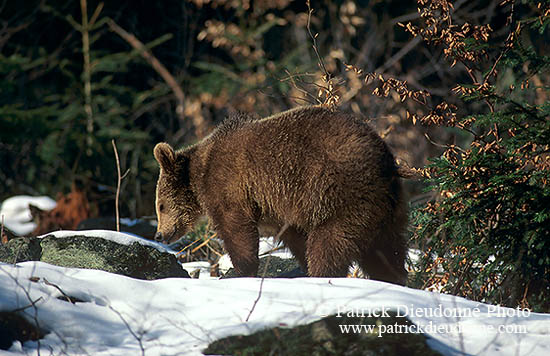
top-left (218, 236), bottom-right (294, 274)
top-left (0, 230), bottom-right (549, 355)
top-left (180, 261), bottom-right (212, 279)
top-left (37, 230), bottom-right (174, 254)
top-left (257, 236), bottom-right (294, 259)
top-left (0, 195), bottom-right (157, 238)
top-left (119, 218), bottom-right (157, 228)
top-left (0, 196), bottom-right (56, 235)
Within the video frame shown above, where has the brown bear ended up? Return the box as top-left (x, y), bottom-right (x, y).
top-left (154, 106), bottom-right (408, 284)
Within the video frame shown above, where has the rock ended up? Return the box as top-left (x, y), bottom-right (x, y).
top-left (0, 235), bottom-right (189, 280)
top-left (222, 256), bottom-right (302, 278)
top-left (279, 267), bottom-right (307, 278)
top-left (0, 237), bottom-right (42, 264)
top-left (204, 311), bottom-right (443, 356)
top-left (0, 245), bottom-right (11, 263)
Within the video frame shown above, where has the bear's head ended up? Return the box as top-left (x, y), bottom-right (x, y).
top-left (153, 142), bottom-right (201, 244)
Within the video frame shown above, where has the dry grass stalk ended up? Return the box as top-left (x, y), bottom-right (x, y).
top-left (80, 0), bottom-right (94, 156)
top-left (245, 223), bottom-right (290, 322)
top-left (111, 139), bottom-right (129, 232)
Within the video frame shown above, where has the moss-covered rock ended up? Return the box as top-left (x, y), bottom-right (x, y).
top-left (0, 235), bottom-right (189, 280)
top-left (0, 245), bottom-right (11, 263)
top-left (42, 235), bottom-right (189, 279)
top-left (204, 311), bottom-right (442, 356)
top-left (0, 237), bottom-right (42, 264)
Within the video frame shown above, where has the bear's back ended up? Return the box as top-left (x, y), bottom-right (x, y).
top-left (212, 106), bottom-right (391, 167)
top-left (196, 106), bottom-right (400, 230)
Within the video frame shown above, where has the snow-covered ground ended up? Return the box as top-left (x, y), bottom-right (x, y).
top-left (1, 232), bottom-right (549, 355)
top-left (1, 197), bottom-right (549, 355)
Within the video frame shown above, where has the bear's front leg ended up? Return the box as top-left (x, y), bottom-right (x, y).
top-left (213, 209), bottom-right (260, 277)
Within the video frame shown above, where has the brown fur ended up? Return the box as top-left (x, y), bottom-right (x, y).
top-left (30, 185), bottom-right (91, 236)
top-left (154, 106), bottom-right (408, 284)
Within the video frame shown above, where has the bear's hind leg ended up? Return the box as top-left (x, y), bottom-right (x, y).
top-left (305, 222), bottom-right (357, 277)
top-left (279, 226), bottom-right (308, 273)
top-left (358, 234), bottom-right (407, 285)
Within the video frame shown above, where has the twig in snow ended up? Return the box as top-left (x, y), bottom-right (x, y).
top-left (44, 278), bottom-right (76, 304)
top-left (245, 223), bottom-right (289, 322)
top-left (109, 305), bottom-right (146, 356)
top-left (11, 297), bottom-right (44, 314)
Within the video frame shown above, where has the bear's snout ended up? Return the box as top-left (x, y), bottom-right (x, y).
top-left (154, 231), bottom-right (164, 243)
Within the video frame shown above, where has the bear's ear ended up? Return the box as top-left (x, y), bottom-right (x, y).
top-left (154, 143), bottom-right (176, 173)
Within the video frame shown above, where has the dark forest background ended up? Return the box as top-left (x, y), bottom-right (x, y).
top-left (0, 0), bottom-right (492, 216)
top-left (1, 0), bottom-right (549, 310)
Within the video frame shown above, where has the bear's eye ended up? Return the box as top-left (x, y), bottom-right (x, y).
top-left (159, 203), bottom-right (165, 213)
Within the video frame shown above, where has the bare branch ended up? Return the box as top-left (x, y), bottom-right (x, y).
top-left (111, 139), bottom-right (127, 232)
top-left (109, 305), bottom-right (145, 356)
top-left (44, 278), bottom-right (76, 304)
top-left (306, 1), bottom-right (330, 82)
top-left (107, 19), bottom-right (185, 121)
